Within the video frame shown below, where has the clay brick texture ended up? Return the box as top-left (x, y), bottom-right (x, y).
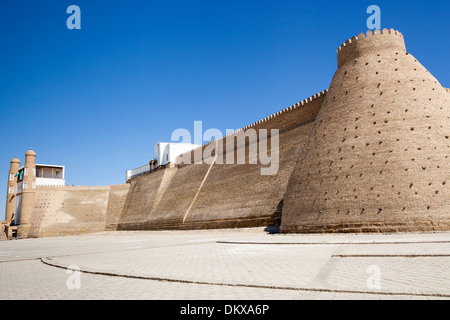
top-left (111, 94), bottom-right (325, 231)
top-left (281, 29), bottom-right (450, 233)
top-left (29, 186), bottom-right (111, 237)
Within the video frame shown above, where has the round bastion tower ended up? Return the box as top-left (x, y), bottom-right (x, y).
top-left (18, 149), bottom-right (37, 237)
top-left (5, 157), bottom-right (20, 223)
top-left (281, 29), bottom-right (450, 233)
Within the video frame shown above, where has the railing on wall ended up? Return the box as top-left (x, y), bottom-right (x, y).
top-left (126, 163), bottom-right (162, 182)
top-left (126, 164), bottom-right (150, 182)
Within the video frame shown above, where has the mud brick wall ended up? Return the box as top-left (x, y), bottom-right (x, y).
top-left (281, 29), bottom-right (450, 233)
top-left (29, 186), bottom-right (113, 237)
top-left (113, 92), bottom-right (326, 231)
top-left (17, 29), bottom-right (449, 237)
top-left (104, 183), bottom-right (131, 231)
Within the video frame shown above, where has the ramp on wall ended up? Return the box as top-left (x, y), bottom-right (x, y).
top-left (107, 93), bottom-right (326, 231)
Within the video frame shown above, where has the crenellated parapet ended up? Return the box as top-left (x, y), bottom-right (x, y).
top-left (233, 90), bottom-right (328, 133)
top-left (37, 185), bottom-right (112, 190)
top-left (174, 90), bottom-right (327, 164)
top-left (202, 90), bottom-right (328, 147)
top-left (110, 183), bottom-right (130, 188)
top-left (337, 29), bottom-right (406, 68)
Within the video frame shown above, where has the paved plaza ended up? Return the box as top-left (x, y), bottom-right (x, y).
top-left (0, 228), bottom-right (449, 300)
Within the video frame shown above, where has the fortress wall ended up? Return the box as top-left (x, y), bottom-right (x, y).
top-left (182, 95), bottom-right (325, 229)
top-left (14, 30), bottom-right (449, 237)
top-left (112, 168), bottom-right (180, 230)
top-left (111, 162), bottom-right (211, 231)
top-left (104, 183), bottom-right (131, 230)
top-left (29, 88), bottom-right (325, 235)
top-left (30, 185), bottom-right (112, 238)
top-left (281, 29), bottom-right (450, 233)
top-left (114, 92), bottom-right (326, 230)
top-left (116, 170), bottom-right (166, 228)
top-left (132, 164), bottom-right (212, 230)
top-left (337, 29), bottom-right (406, 68)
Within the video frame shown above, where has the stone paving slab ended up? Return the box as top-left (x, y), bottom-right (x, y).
top-left (0, 260), bottom-right (317, 300)
top-left (2, 260), bottom-right (443, 300)
top-left (41, 242), bottom-right (450, 297)
top-left (0, 228), bottom-right (449, 300)
top-left (41, 243), bottom-right (336, 288)
top-left (326, 256), bottom-right (450, 296)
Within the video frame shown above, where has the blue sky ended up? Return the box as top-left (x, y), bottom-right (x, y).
top-left (1, 0), bottom-right (449, 218)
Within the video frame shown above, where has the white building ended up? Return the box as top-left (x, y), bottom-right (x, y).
top-left (35, 164), bottom-right (66, 186)
top-left (125, 143), bottom-right (200, 182)
top-left (154, 142), bottom-right (200, 167)
top-left (16, 164), bottom-right (66, 191)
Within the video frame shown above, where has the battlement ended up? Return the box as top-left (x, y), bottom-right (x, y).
top-left (174, 90), bottom-right (328, 163)
top-left (237, 90), bottom-right (328, 132)
top-left (446, 88), bottom-right (450, 94)
top-left (37, 185), bottom-right (112, 190)
top-left (337, 29), bottom-right (406, 68)
top-left (204, 90), bottom-right (328, 147)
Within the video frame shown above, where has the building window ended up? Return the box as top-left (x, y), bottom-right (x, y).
top-left (8, 186), bottom-right (14, 194)
top-left (9, 174), bottom-right (14, 181)
top-left (23, 182), bottom-right (28, 190)
top-left (32, 168), bottom-right (36, 176)
top-left (17, 170), bottom-right (24, 182)
top-left (24, 168), bottom-right (28, 176)
top-left (32, 181), bottom-right (36, 189)
top-left (36, 166), bottom-right (63, 179)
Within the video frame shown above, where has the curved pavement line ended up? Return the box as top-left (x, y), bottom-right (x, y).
top-left (40, 257), bottom-right (450, 299)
